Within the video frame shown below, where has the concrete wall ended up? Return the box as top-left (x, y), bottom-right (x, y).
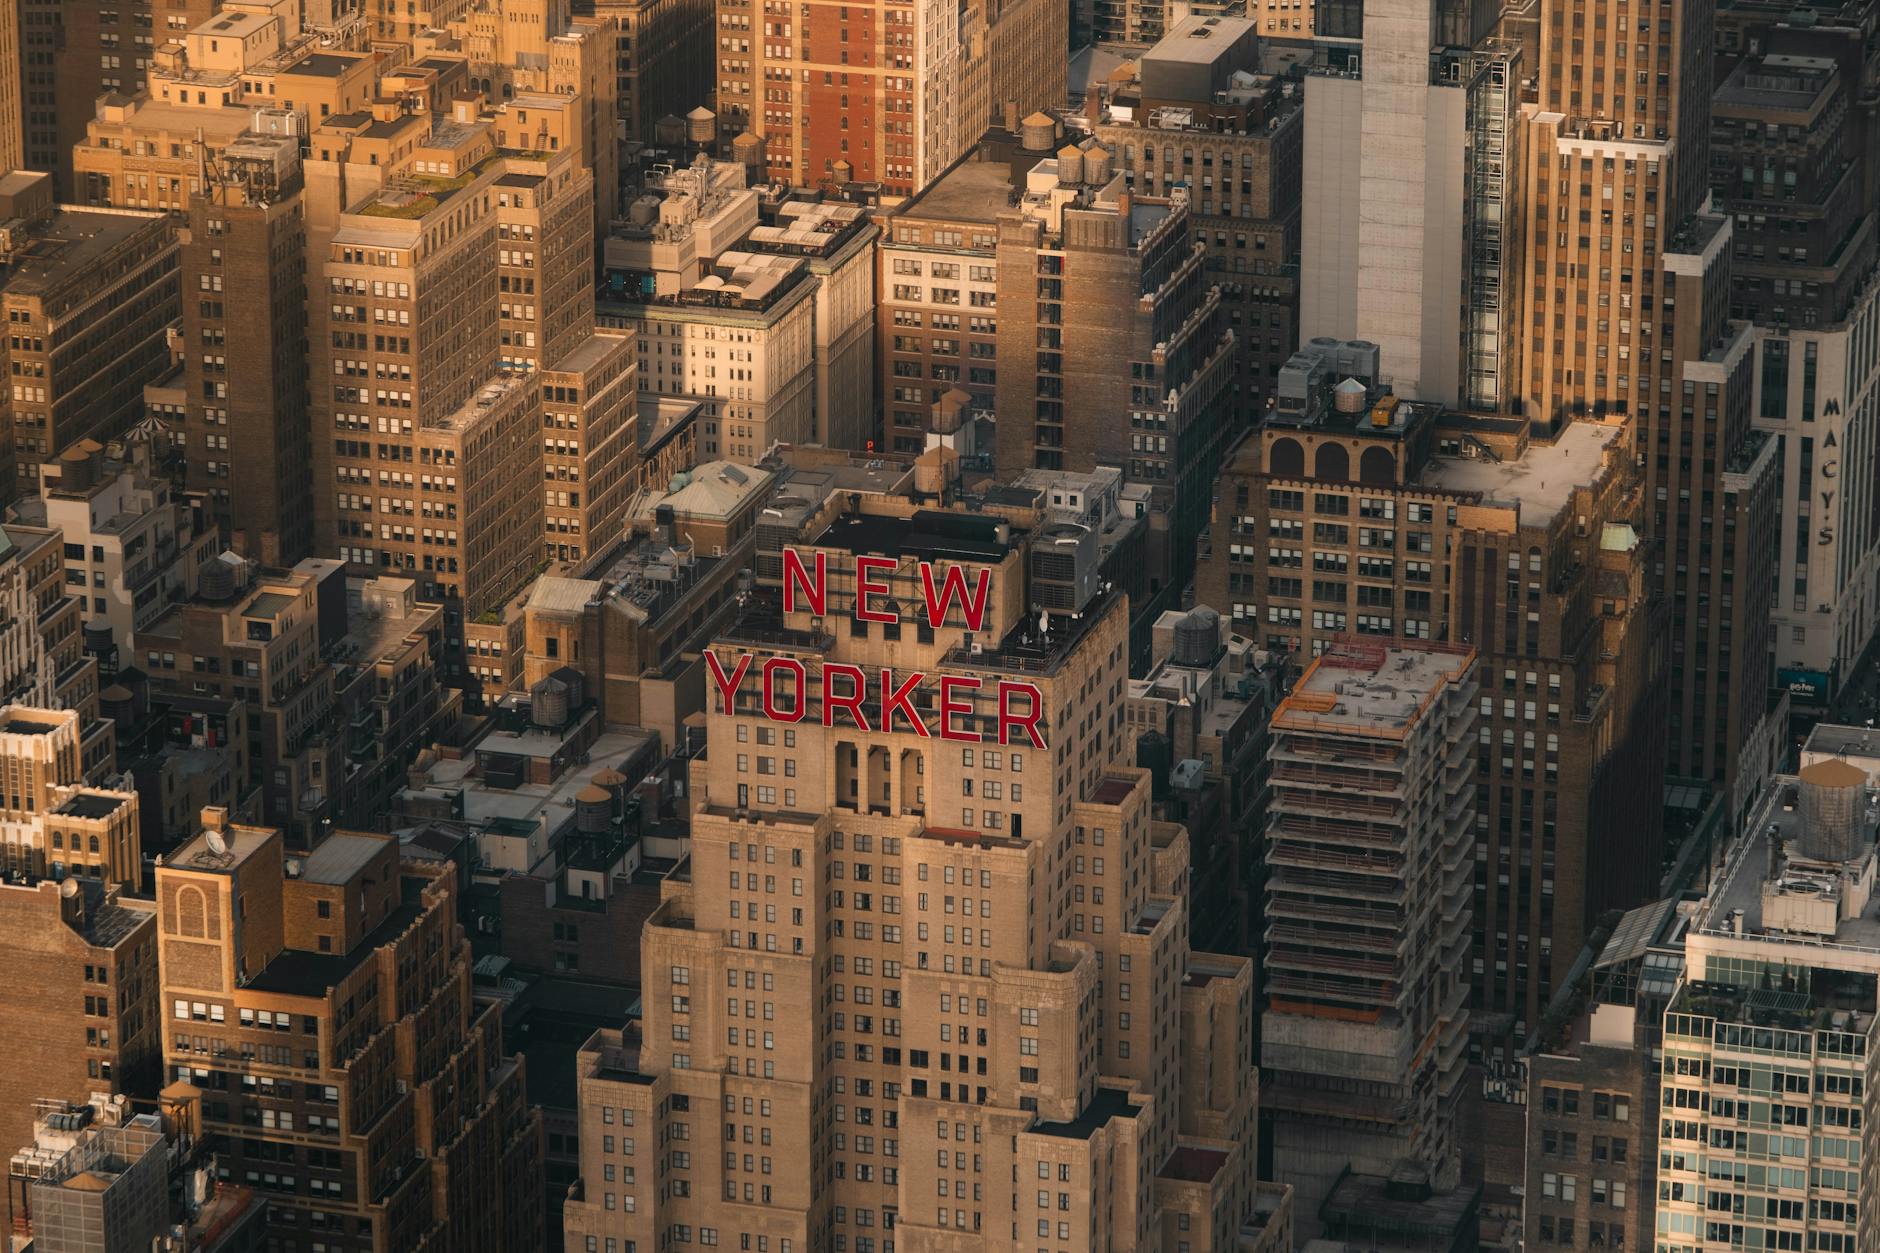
top-left (1299, 0), bottom-right (1466, 404)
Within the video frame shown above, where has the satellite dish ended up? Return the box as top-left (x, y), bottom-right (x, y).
top-left (59, 878), bottom-right (79, 899)
top-left (285, 859), bottom-right (303, 878)
top-left (205, 829), bottom-right (228, 857)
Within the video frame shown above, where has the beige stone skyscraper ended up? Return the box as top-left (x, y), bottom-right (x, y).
top-left (0, 0), bottom-right (21, 175)
top-left (564, 482), bottom-right (1294, 1252)
top-left (1519, 0), bottom-right (1778, 796)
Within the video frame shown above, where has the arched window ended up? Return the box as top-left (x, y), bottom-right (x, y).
top-left (1269, 438), bottom-right (1304, 478)
top-left (1314, 443), bottom-right (1349, 482)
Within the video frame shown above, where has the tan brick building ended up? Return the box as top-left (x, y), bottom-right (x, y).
top-left (1519, 0), bottom-right (1778, 796)
top-left (0, 196), bottom-right (179, 501)
top-left (156, 815), bottom-right (544, 1253)
top-left (563, 484), bottom-right (1292, 1253)
top-left (1195, 369), bottom-right (1670, 1039)
top-left (18, 0), bottom-right (219, 193)
top-left (0, 877), bottom-right (159, 1228)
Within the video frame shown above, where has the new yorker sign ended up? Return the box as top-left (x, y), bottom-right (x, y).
top-left (704, 549), bottom-right (1049, 747)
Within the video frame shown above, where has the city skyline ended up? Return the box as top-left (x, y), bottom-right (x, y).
top-left (0, 0), bottom-right (1872, 1250)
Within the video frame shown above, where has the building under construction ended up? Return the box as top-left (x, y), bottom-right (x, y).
top-left (1259, 637), bottom-right (1480, 1245)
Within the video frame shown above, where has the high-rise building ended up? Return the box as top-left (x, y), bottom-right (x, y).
top-left (0, 883), bottom-right (158, 1181)
top-left (602, 160), bottom-right (877, 456)
top-left (184, 127), bottom-right (315, 565)
top-left (304, 104), bottom-right (597, 683)
top-left (1299, 0), bottom-right (1520, 407)
top-left (1193, 358), bottom-right (1669, 1035)
top-left (992, 141), bottom-right (1236, 621)
top-left (0, 0), bottom-right (22, 175)
top-left (541, 330), bottom-right (641, 566)
top-left (1258, 639), bottom-right (1478, 1242)
top-left (1077, 29), bottom-right (1305, 420)
top-left (0, 188), bottom-right (180, 502)
top-left (1653, 758), bottom-right (1880, 1253)
top-left (1711, 51), bottom-right (1880, 715)
top-left (1518, 0), bottom-right (1780, 795)
top-left (156, 814), bottom-right (545, 1252)
top-left (18, 0), bottom-right (220, 194)
top-left (712, 0), bottom-right (1067, 197)
top-left (1523, 895), bottom-right (1682, 1253)
top-left (562, 482), bottom-right (1294, 1253)
top-left (428, 0), bottom-right (621, 230)
top-left (578, 0), bottom-right (715, 146)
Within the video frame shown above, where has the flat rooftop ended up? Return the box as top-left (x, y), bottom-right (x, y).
top-left (1146, 15), bottom-right (1258, 63)
top-left (404, 729), bottom-right (657, 861)
top-left (247, 897), bottom-right (426, 995)
top-left (54, 791), bottom-right (133, 821)
top-left (897, 133), bottom-right (1044, 225)
top-left (168, 823), bottom-right (273, 874)
top-left (298, 832), bottom-right (389, 885)
top-left (285, 52), bottom-right (362, 78)
top-left (245, 590), bottom-right (297, 621)
top-left (1275, 640), bottom-right (1471, 735)
top-left (1160, 1144), bottom-right (1229, 1183)
top-left (0, 713), bottom-right (66, 735)
top-left (1029, 1086), bottom-right (1143, 1140)
top-left (1804, 723), bottom-right (1880, 764)
top-left (1, 209), bottom-right (169, 298)
top-left (814, 510), bottom-right (1009, 564)
top-left (1700, 773), bottom-right (1880, 958)
top-left (1422, 418), bottom-right (1620, 523)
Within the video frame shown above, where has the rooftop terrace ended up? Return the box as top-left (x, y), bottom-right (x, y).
top-left (1421, 419), bottom-right (1621, 523)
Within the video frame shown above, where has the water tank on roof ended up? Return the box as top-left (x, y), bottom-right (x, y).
top-left (1057, 145), bottom-right (1085, 184)
top-left (686, 107), bottom-right (717, 144)
top-left (531, 676), bottom-right (571, 729)
top-left (576, 785), bottom-right (615, 835)
top-left (1799, 759), bottom-right (1867, 863)
top-left (1171, 608), bottom-right (1221, 668)
top-left (1020, 113), bottom-right (1057, 152)
top-left (1333, 377), bottom-right (1369, 414)
top-left (199, 559), bottom-right (236, 601)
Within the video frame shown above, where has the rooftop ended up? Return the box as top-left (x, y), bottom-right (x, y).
top-left (0, 208), bottom-right (171, 301)
top-left (896, 132), bottom-right (1045, 226)
top-left (1274, 639), bottom-right (1473, 736)
top-left (406, 729), bottom-right (657, 856)
top-left (247, 895), bottom-right (427, 995)
top-left (1714, 54), bottom-right (1838, 115)
top-left (1804, 723), bottom-right (1880, 765)
top-left (296, 832), bottom-right (388, 885)
top-left (813, 510), bottom-right (1010, 565)
top-left (1029, 1086), bottom-right (1143, 1139)
top-left (168, 823), bottom-right (273, 874)
top-left (1146, 14), bottom-right (1259, 64)
top-left (1421, 418), bottom-right (1622, 523)
top-left (1160, 1144), bottom-right (1229, 1183)
top-left (54, 791), bottom-right (133, 821)
top-left (1697, 770), bottom-right (1880, 961)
